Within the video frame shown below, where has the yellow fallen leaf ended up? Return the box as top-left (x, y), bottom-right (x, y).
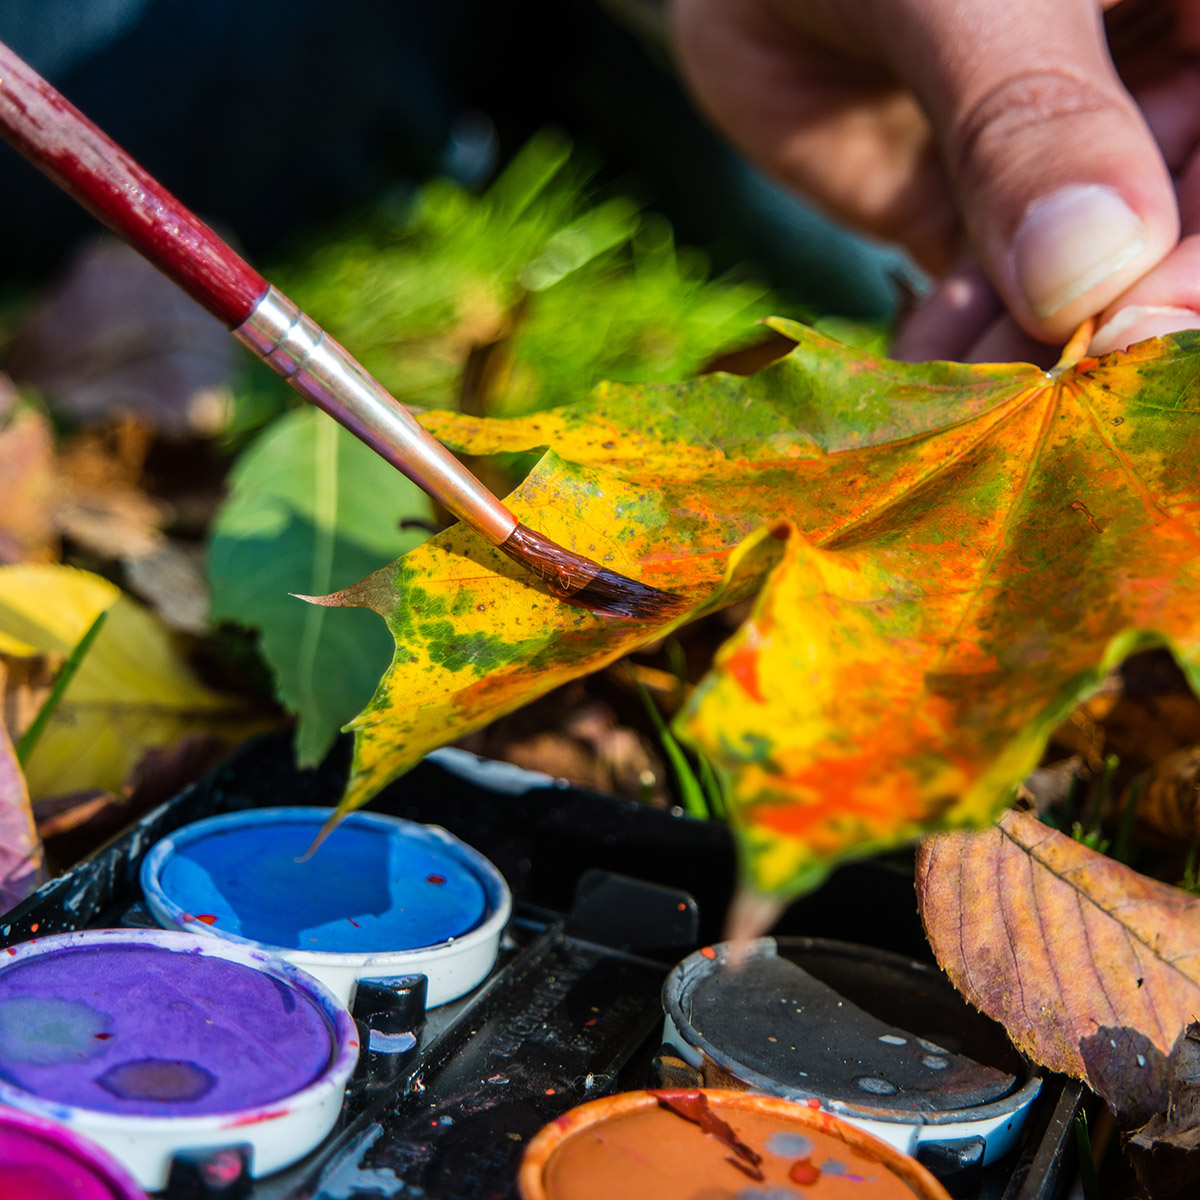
top-left (0, 564), bottom-right (250, 798)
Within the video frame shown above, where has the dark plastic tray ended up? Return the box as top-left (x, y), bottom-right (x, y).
top-left (0, 733), bottom-right (1083, 1199)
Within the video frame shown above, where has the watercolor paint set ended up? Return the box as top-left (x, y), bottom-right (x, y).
top-left (0, 732), bottom-right (1083, 1199)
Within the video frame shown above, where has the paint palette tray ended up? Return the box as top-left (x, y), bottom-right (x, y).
top-left (2, 733), bottom-right (1083, 1200)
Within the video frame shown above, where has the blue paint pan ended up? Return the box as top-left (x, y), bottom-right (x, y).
top-left (141, 808), bottom-right (511, 1007)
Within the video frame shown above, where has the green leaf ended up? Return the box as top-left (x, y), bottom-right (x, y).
top-left (208, 408), bottom-right (430, 764)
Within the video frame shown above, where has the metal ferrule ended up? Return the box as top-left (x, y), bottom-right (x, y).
top-left (233, 287), bottom-right (518, 545)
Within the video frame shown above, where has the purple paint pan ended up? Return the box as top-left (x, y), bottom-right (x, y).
top-left (140, 807), bottom-right (512, 1007)
top-left (0, 1107), bottom-right (148, 1200)
top-left (0, 928), bottom-right (359, 1190)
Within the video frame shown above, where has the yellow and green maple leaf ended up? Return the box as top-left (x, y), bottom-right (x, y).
top-left (309, 319), bottom-right (1200, 901)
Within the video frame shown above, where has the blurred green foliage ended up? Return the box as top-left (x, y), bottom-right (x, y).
top-left (265, 130), bottom-right (783, 419)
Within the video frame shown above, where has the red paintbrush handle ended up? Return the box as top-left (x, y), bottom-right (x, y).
top-left (0, 41), bottom-right (267, 326)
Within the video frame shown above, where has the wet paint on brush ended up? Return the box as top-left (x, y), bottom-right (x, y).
top-left (0, 944), bottom-right (333, 1117)
top-left (683, 955), bottom-right (1015, 1112)
top-left (0, 1108), bottom-right (146, 1200)
top-left (154, 812), bottom-right (487, 952)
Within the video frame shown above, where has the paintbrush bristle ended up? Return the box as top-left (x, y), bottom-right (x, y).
top-left (499, 524), bottom-right (681, 620)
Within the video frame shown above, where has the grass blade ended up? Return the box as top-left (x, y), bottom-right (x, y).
top-left (16, 609), bottom-right (108, 766)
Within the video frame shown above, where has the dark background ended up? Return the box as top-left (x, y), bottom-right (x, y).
top-left (0, 0), bottom-right (912, 317)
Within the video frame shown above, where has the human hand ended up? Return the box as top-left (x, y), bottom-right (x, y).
top-left (669, 0), bottom-right (1200, 362)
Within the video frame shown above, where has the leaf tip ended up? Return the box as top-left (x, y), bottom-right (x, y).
top-left (289, 591), bottom-right (340, 608)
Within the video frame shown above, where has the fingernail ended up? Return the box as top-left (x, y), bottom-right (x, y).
top-left (1089, 305), bottom-right (1200, 355)
top-left (1013, 186), bottom-right (1146, 319)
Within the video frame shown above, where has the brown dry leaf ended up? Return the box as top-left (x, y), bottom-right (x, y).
top-left (0, 663), bottom-right (44, 912)
top-left (1127, 1022), bottom-right (1200, 1199)
top-left (0, 379), bottom-right (58, 564)
top-left (1052, 652), bottom-right (1200, 771)
top-left (8, 238), bottom-right (235, 436)
top-left (122, 542), bottom-right (210, 635)
top-left (55, 417), bottom-right (170, 561)
top-left (1123, 745), bottom-right (1200, 847)
top-left (917, 809), bottom-right (1200, 1125)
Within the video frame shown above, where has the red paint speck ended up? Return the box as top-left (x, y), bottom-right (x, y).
top-left (427, 874), bottom-right (446, 885)
top-left (5, 948), bottom-right (15, 956)
top-left (196, 914), bottom-right (219, 926)
top-left (545, 1088), bottom-right (556, 1096)
top-left (700, 946), bottom-right (716, 960)
top-left (222, 1108), bottom-right (288, 1128)
top-left (93, 1033), bottom-right (113, 1041)
top-left (29, 923), bottom-right (38, 933)
top-left (806, 1097), bottom-right (822, 1109)
top-left (347, 919), bottom-right (361, 928)
top-left (677, 903), bottom-right (686, 912)
top-left (789, 1158), bottom-right (820, 1186)
top-left (584, 1018), bottom-right (598, 1027)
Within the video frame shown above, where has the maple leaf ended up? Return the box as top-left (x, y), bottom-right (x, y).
top-left (312, 320), bottom-right (1200, 901)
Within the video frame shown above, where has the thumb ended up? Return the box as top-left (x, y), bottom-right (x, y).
top-left (881, 0), bottom-right (1178, 342)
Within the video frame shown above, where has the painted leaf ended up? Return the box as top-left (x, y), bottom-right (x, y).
top-left (917, 810), bottom-right (1200, 1124)
top-left (0, 565), bottom-right (251, 798)
top-left (316, 321), bottom-right (1200, 899)
top-left (0, 663), bottom-right (43, 913)
top-left (209, 408), bottom-right (431, 764)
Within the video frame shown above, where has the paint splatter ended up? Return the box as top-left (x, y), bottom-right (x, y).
top-left (426, 874), bottom-right (446, 885)
top-left (0, 996), bottom-right (112, 1065)
top-left (789, 1158), bottom-right (821, 1186)
top-left (764, 1131), bottom-right (814, 1158)
top-left (854, 1076), bottom-right (898, 1095)
top-left (195, 914), bottom-right (218, 925)
top-left (98, 1057), bottom-right (217, 1103)
top-left (700, 946), bottom-right (717, 960)
top-left (818, 1158), bottom-right (851, 1177)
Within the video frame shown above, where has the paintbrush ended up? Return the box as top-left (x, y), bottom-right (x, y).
top-left (0, 41), bottom-right (678, 621)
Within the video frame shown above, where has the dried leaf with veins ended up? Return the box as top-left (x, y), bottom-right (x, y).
top-left (918, 810), bottom-right (1200, 1124)
top-left (313, 320), bottom-right (1200, 902)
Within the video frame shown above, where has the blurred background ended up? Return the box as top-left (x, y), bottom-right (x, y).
top-left (0, 0), bottom-right (915, 315)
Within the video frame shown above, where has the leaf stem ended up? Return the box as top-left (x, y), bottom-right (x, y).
top-left (1053, 317), bottom-right (1097, 373)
